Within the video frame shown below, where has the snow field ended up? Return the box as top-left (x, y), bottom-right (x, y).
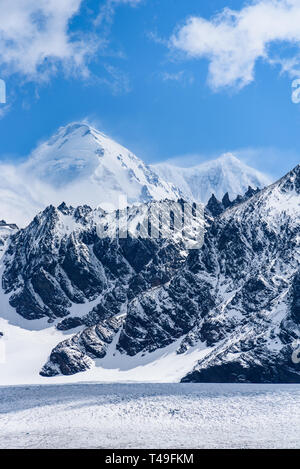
top-left (0, 383), bottom-right (300, 449)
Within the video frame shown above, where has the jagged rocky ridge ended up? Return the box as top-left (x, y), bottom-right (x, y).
top-left (2, 199), bottom-right (203, 323)
top-left (1, 166), bottom-right (300, 382)
top-left (205, 186), bottom-right (260, 217)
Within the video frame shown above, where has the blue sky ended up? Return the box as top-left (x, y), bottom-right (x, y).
top-left (0, 0), bottom-right (300, 178)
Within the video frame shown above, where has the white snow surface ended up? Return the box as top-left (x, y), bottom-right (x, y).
top-left (152, 153), bottom-right (272, 203)
top-left (0, 383), bottom-right (300, 448)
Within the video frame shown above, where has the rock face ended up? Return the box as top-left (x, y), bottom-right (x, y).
top-left (205, 186), bottom-right (260, 217)
top-left (3, 200), bottom-right (202, 323)
top-left (41, 316), bottom-right (124, 376)
top-left (180, 165), bottom-right (300, 383)
top-left (1, 197), bottom-right (205, 377)
top-left (1, 165), bottom-right (300, 383)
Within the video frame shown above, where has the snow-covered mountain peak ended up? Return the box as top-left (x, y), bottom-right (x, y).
top-left (220, 163), bottom-right (300, 234)
top-left (203, 152), bottom-right (240, 166)
top-left (277, 163), bottom-right (300, 194)
top-left (216, 152), bottom-right (238, 161)
top-left (0, 123), bottom-right (184, 226)
top-left (22, 122), bottom-right (182, 211)
top-left (152, 153), bottom-right (272, 203)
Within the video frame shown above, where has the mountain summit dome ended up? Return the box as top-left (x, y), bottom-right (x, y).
top-left (23, 122), bottom-right (182, 211)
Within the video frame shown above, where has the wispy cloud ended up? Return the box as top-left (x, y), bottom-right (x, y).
top-left (161, 70), bottom-right (194, 85)
top-left (233, 146), bottom-right (300, 177)
top-left (0, 0), bottom-right (143, 86)
top-left (0, 0), bottom-right (96, 82)
top-left (291, 78), bottom-right (300, 103)
top-left (102, 64), bottom-right (131, 95)
top-left (0, 103), bottom-right (11, 119)
top-left (170, 0), bottom-right (300, 90)
top-left (96, 0), bottom-right (142, 27)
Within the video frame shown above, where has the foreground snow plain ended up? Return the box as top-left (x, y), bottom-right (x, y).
top-left (0, 383), bottom-right (300, 449)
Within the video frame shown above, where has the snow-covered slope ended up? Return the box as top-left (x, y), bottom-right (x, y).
top-left (152, 153), bottom-right (271, 203)
top-left (23, 123), bottom-right (182, 209)
top-left (0, 123), bottom-right (181, 226)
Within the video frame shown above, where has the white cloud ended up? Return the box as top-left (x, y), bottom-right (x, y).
top-left (0, 0), bottom-right (98, 81)
top-left (104, 64), bottom-right (132, 94)
top-left (0, 0), bottom-right (143, 87)
top-left (170, 0), bottom-right (300, 90)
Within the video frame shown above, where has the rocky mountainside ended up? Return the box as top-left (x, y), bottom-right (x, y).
top-left (152, 153), bottom-right (271, 203)
top-left (2, 200), bottom-right (203, 323)
top-left (0, 197), bottom-right (204, 377)
top-left (179, 168), bottom-right (300, 383)
top-left (121, 164), bottom-right (300, 383)
top-left (0, 164), bottom-right (299, 383)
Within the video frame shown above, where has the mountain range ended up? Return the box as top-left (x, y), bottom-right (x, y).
top-left (0, 156), bottom-right (299, 384)
top-left (0, 123), bottom-right (270, 226)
